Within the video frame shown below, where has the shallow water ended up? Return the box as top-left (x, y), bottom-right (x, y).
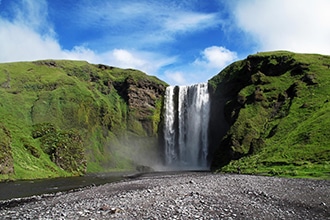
top-left (0, 172), bottom-right (126, 201)
top-left (0, 170), bottom-right (210, 201)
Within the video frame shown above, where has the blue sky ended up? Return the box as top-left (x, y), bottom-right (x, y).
top-left (1, 0), bottom-right (329, 85)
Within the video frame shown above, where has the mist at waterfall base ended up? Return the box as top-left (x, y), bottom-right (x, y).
top-left (163, 83), bottom-right (211, 171)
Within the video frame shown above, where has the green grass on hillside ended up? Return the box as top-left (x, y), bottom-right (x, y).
top-left (210, 51), bottom-right (330, 179)
top-left (0, 60), bottom-right (166, 181)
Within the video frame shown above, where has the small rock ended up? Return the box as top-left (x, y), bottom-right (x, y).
top-left (110, 207), bottom-right (122, 214)
top-left (99, 204), bottom-right (111, 211)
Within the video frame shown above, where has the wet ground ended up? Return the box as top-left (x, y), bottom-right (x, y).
top-left (0, 172), bottom-right (329, 219)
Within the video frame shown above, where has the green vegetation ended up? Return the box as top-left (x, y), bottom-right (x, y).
top-left (0, 123), bottom-right (13, 176)
top-left (0, 60), bottom-right (166, 181)
top-left (1, 51), bottom-right (329, 181)
top-left (210, 51), bottom-right (330, 179)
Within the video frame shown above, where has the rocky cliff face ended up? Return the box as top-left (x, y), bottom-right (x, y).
top-left (113, 76), bottom-right (166, 136)
top-left (208, 51), bottom-right (330, 177)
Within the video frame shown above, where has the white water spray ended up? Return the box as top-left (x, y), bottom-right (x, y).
top-left (163, 83), bottom-right (210, 169)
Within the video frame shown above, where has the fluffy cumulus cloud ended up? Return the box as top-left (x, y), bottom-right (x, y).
top-left (0, 19), bottom-right (101, 63)
top-left (164, 71), bottom-right (188, 86)
top-left (0, 1), bottom-right (85, 62)
top-left (0, 20), bottom-right (60, 62)
top-left (194, 46), bottom-right (237, 70)
top-left (0, 0), bottom-right (62, 61)
top-left (233, 0), bottom-right (330, 54)
top-left (102, 49), bottom-right (176, 76)
top-left (112, 49), bottom-right (145, 67)
top-left (164, 46), bottom-right (237, 85)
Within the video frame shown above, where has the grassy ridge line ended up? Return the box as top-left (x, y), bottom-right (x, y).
top-left (209, 51), bottom-right (330, 179)
top-left (0, 60), bottom-right (166, 181)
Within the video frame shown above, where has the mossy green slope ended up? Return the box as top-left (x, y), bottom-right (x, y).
top-left (0, 60), bottom-right (167, 181)
top-left (209, 51), bottom-right (330, 179)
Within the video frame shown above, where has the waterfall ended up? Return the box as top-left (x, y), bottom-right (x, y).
top-left (163, 83), bottom-right (210, 169)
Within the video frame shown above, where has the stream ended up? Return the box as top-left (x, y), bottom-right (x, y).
top-left (0, 171), bottom-right (206, 201)
top-left (0, 172), bottom-right (130, 201)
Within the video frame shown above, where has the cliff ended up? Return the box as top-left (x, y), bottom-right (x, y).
top-left (208, 51), bottom-right (330, 178)
top-left (0, 60), bottom-right (166, 180)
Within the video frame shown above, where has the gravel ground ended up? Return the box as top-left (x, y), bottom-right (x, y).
top-left (0, 172), bottom-right (329, 219)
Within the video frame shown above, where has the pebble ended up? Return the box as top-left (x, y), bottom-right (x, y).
top-left (0, 173), bottom-right (329, 219)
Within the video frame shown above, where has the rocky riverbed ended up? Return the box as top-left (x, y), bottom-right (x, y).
top-left (0, 172), bottom-right (329, 219)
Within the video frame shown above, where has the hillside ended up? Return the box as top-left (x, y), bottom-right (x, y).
top-left (1, 51), bottom-right (329, 181)
top-left (209, 51), bottom-right (330, 179)
top-left (0, 60), bottom-right (167, 180)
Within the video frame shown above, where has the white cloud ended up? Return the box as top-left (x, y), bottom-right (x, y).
top-left (0, 18), bottom-right (101, 63)
top-left (162, 46), bottom-right (238, 86)
top-left (6, 0), bottom-right (54, 35)
top-left (0, 20), bottom-right (62, 62)
top-left (76, 1), bottom-right (222, 46)
top-left (111, 49), bottom-right (146, 68)
top-left (164, 12), bottom-right (219, 33)
top-left (0, 19), bottom-right (174, 76)
top-left (233, 0), bottom-right (330, 54)
top-left (0, 1), bottom-right (237, 86)
top-left (101, 49), bottom-right (176, 76)
top-left (194, 46), bottom-right (237, 70)
top-left (164, 71), bottom-right (188, 86)
top-left (0, 1), bottom-right (175, 78)
top-left (62, 46), bottom-right (99, 62)
top-left (0, 0), bottom-right (62, 62)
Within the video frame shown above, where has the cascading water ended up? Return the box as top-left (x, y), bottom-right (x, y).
top-left (163, 83), bottom-right (210, 170)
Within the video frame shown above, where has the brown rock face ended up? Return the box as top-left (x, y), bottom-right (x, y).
top-left (128, 78), bottom-right (164, 112)
top-left (114, 76), bottom-right (166, 136)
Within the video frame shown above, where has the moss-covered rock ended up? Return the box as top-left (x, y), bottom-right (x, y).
top-left (209, 51), bottom-right (330, 178)
top-left (0, 123), bottom-right (14, 174)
